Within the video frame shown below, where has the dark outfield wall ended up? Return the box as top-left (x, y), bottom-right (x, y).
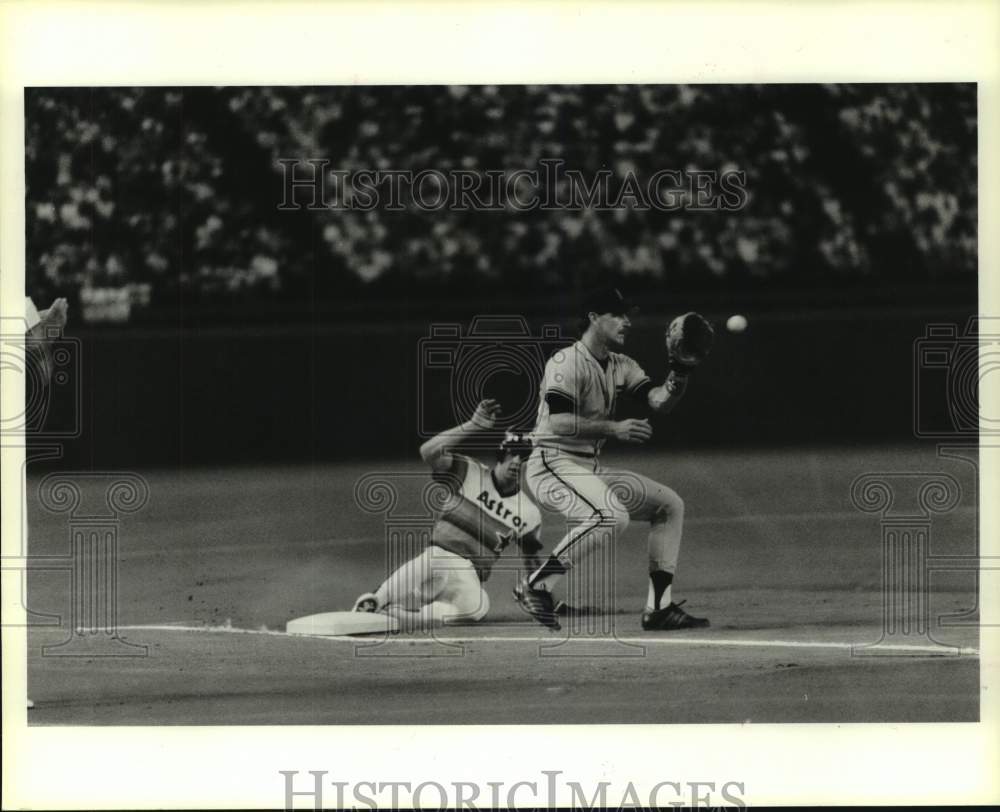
top-left (30, 307), bottom-right (976, 469)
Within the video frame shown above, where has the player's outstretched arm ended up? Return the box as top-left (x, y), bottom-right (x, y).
top-left (419, 398), bottom-right (501, 471)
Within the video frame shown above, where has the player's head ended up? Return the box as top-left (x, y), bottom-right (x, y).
top-left (579, 286), bottom-right (637, 349)
top-left (496, 429), bottom-right (532, 463)
top-left (494, 429), bottom-right (532, 487)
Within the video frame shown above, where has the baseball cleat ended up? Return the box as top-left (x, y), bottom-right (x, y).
top-left (352, 592), bottom-right (379, 613)
top-left (641, 600), bottom-right (709, 631)
top-left (554, 600), bottom-right (602, 617)
top-left (513, 579), bottom-right (561, 630)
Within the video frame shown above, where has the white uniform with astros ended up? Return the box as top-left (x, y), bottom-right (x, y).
top-left (374, 453), bottom-right (542, 624)
top-left (525, 340), bottom-right (686, 594)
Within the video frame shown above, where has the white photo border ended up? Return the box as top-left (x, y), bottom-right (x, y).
top-left (2, 1), bottom-right (998, 808)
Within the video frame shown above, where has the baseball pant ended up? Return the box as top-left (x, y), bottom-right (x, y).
top-left (374, 545), bottom-right (490, 625)
top-left (524, 447), bottom-right (685, 574)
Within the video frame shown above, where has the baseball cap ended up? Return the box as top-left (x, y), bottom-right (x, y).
top-left (582, 286), bottom-right (638, 317)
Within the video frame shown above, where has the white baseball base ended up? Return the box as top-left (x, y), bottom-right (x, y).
top-left (286, 611), bottom-right (399, 636)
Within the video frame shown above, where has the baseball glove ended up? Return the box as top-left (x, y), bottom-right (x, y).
top-left (666, 312), bottom-right (714, 374)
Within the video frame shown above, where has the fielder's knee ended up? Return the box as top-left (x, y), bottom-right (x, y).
top-left (596, 506), bottom-right (630, 536)
top-left (557, 506), bottom-right (629, 559)
top-left (653, 490), bottom-right (684, 524)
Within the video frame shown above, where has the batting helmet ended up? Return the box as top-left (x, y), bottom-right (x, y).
top-left (497, 429), bottom-right (533, 462)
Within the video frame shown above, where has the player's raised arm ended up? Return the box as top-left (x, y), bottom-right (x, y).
top-left (419, 398), bottom-right (501, 471)
top-left (647, 312), bottom-right (714, 415)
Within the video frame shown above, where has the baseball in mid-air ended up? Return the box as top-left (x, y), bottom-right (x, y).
top-left (726, 314), bottom-right (748, 333)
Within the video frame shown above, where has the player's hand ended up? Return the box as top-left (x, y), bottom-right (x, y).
top-left (666, 312), bottom-right (714, 375)
top-left (611, 418), bottom-right (653, 444)
top-left (32, 297), bottom-right (69, 338)
top-left (469, 398), bottom-right (502, 430)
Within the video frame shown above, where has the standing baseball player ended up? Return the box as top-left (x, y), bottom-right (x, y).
top-left (514, 286), bottom-right (713, 631)
top-left (353, 399), bottom-right (543, 627)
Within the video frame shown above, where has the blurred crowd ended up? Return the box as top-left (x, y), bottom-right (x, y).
top-left (25, 84), bottom-right (976, 319)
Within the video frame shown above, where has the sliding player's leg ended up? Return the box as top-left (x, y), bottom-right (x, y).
top-left (398, 547), bottom-right (488, 626)
top-left (366, 546), bottom-right (489, 628)
top-left (351, 546), bottom-right (435, 614)
top-left (429, 548), bottom-right (490, 622)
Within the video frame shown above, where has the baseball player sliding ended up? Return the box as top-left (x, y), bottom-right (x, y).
top-left (353, 399), bottom-right (543, 627)
top-left (514, 286), bottom-right (713, 632)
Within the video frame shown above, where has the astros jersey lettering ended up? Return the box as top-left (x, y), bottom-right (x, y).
top-left (533, 341), bottom-right (651, 456)
top-left (431, 454), bottom-right (542, 580)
